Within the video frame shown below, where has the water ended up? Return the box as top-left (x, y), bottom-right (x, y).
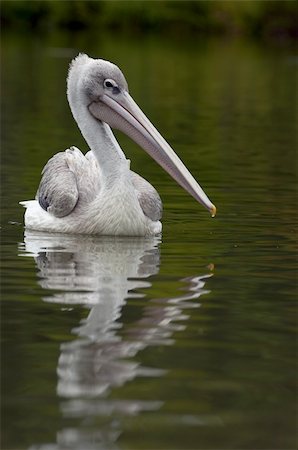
top-left (1, 31), bottom-right (297, 450)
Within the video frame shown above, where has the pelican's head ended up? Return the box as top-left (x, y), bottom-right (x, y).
top-left (67, 54), bottom-right (216, 217)
top-left (67, 53), bottom-right (128, 106)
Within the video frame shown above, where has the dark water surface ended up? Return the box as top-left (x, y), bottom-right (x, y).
top-left (1, 31), bottom-right (297, 450)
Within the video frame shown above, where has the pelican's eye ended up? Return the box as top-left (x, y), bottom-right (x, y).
top-left (103, 78), bottom-right (120, 95)
top-left (104, 79), bottom-right (116, 89)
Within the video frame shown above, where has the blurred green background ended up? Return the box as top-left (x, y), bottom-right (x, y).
top-left (1, 0), bottom-right (297, 42)
top-left (2, 2), bottom-right (297, 450)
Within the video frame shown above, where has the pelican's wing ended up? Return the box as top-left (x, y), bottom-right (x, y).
top-left (130, 171), bottom-right (162, 222)
top-left (37, 147), bottom-right (101, 218)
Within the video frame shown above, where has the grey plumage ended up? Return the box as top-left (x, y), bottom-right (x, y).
top-left (130, 172), bottom-right (162, 222)
top-left (37, 152), bottom-right (79, 218)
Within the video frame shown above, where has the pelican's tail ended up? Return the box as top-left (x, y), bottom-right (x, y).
top-left (19, 200), bottom-right (35, 208)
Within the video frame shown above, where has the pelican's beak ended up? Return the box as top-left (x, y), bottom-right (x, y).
top-left (89, 92), bottom-right (216, 217)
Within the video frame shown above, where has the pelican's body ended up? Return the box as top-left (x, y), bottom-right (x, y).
top-left (21, 54), bottom-right (215, 236)
top-left (23, 147), bottom-right (162, 235)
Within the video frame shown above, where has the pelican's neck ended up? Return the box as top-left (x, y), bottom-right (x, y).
top-left (71, 102), bottom-right (128, 182)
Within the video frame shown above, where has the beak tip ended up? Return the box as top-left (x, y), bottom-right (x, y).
top-left (210, 204), bottom-right (217, 218)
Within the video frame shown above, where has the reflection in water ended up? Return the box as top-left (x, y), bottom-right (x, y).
top-left (21, 230), bottom-right (213, 450)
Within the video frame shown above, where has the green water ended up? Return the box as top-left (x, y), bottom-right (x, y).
top-left (1, 31), bottom-right (297, 450)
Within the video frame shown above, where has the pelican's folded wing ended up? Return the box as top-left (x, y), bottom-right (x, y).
top-left (36, 147), bottom-right (102, 218)
top-left (37, 151), bottom-right (79, 218)
top-left (131, 171), bottom-right (162, 222)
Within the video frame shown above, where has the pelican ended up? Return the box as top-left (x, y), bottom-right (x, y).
top-left (21, 54), bottom-right (216, 236)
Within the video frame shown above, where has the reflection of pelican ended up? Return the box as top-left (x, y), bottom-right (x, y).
top-left (22, 231), bottom-right (213, 450)
top-left (23, 230), bottom-right (160, 307)
top-left (21, 54), bottom-right (216, 236)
